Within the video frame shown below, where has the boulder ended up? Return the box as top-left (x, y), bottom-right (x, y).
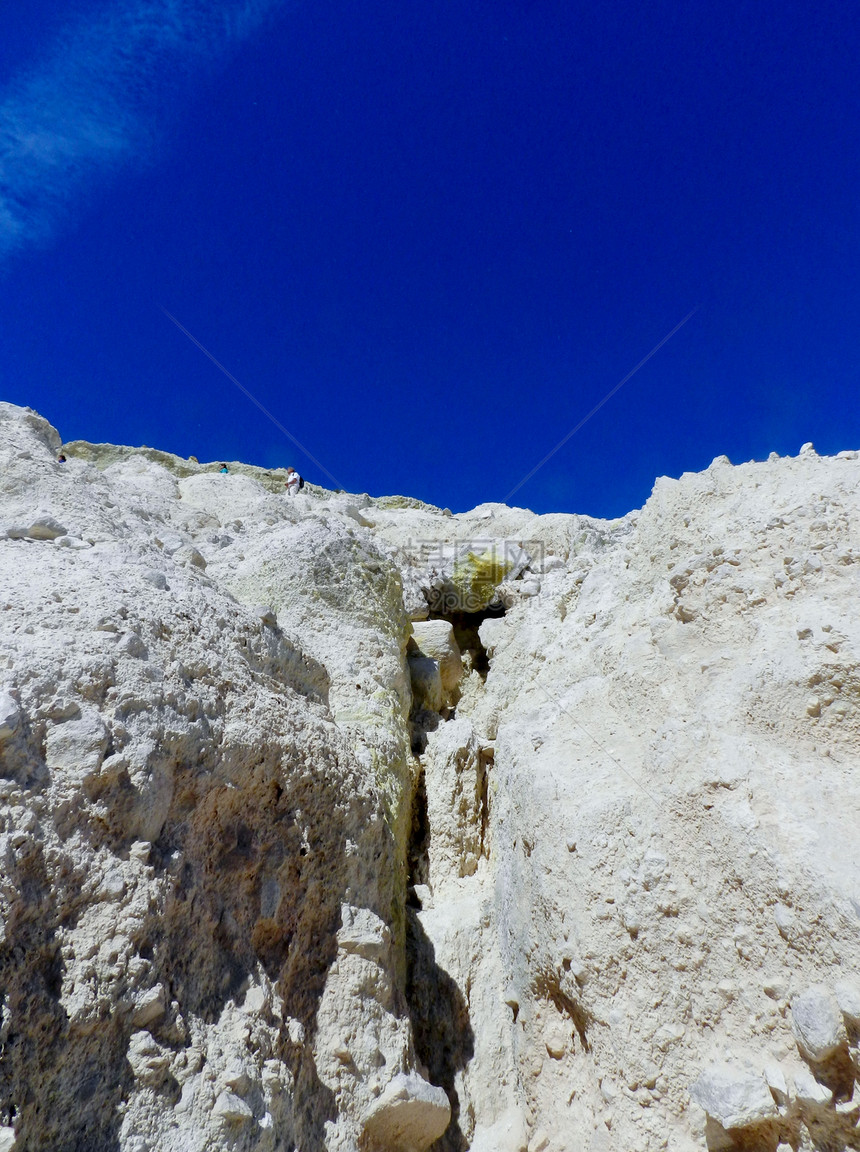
top-left (834, 979), bottom-right (860, 1028)
top-left (212, 1090), bottom-right (253, 1123)
top-left (791, 985), bottom-right (847, 1061)
top-left (763, 1063), bottom-right (788, 1105)
top-left (26, 514), bottom-right (67, 540)
top-left (411, 620), bottom-right (463, 699)
top-left (792, 1068), bottom-right (832, 1106)
top-left (131, 984), bottom-right (166, 1028)
top-left (362, 1073), bottom-right (450, 1152)
top-left (690, 1065), bottom-right (777, 1129)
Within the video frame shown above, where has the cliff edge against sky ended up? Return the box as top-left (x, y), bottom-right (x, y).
top-left (1, 402), bottom-right (859, 1152)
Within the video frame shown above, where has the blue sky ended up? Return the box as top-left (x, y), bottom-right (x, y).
top-left (1, 0), bottom-right (858, 516)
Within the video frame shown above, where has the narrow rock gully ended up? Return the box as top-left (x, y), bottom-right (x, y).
top-left (403, 604), bottom-right (504, 1151)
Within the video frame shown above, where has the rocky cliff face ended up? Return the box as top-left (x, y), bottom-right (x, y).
top-left (1, 402), bottom-right (859, 1152)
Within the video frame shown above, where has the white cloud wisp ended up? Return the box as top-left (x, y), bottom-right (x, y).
top-left (0, 0), bottom-right (281, 261)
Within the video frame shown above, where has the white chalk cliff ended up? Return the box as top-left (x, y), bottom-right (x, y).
top-left (1, 401), bottom-right (859, 1152)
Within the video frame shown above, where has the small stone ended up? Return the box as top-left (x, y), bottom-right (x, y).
top-left (129, 841), bottom-right (151, 864)
top-left (213, 1090), bottom-right (253, 1123)
top-left (834, 979), bottom-right (860, 1027)
top-left (791, 985), bottom-right (847, 1061)
top-left (763, 1063), bottom-right (788, 1104)
top-left (26, 515), bottom-right (66, 540)
top-left (653, 1022), bottom-right (685, 1051)
top-left (545, 1027), bottom-right (567, 1059)
top-left (640, 1062), bottom-right (659, 1090)
top-left (286, 1017), bottom-right (305, 1046)
top-left (0, 694), bottom-right (19, 742)
top-left (102, 870), bottom-right (126, 899)
top-left (241, 985), bottom-right (267, 1014)
top-left (763, 977), bottom-right (788, 1000)
top-left (334, 503), bottom-right (370, 527)
top-left (117, 632), bottom-right (148, 659)
top-left (690, 1064), bottom-right (777, 1129)
top-left (600, 1078), bottom-right (618, 1103)
top-left (792, 1068), bottom-right (832, 1106)
top-left (774, 904), bottom-right (797, 939)
top-left (177, 546), bottom-right (207, 569)
top-left (799, 442), bottom-right (817, 457)
top-left (337, 905), bottom-right (391, 961)
top-left (621, 905), bottom-right (641, 934)
top-left (132, 984), bottom-right (166, 1027)
top-left (141, 569), bottom-right (168, 590)
top-left (55, 535), bottom-right (90, 549)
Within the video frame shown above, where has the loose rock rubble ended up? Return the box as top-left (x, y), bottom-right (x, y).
top-left (1, 402), bottom-right (860, 1152)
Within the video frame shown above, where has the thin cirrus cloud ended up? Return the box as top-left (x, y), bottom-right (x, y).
top-left (0, 0), bottom-right (282, 262)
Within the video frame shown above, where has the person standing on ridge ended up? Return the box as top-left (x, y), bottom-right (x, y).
top-left (219, 463), bottom-right (229, 474)
top-left (285, 467), bottom-right (302, 495)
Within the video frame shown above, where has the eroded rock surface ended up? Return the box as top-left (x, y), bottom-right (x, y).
top-left (2, 403), bottom-right (860, 1152)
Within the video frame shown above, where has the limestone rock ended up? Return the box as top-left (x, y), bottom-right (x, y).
top-left (131, 984), bottom-right (167, 1028)
top-left (411, 619), bottom-right (464, 700)
top-left (212, 1090), bottom-right (253, 1123)
top-left (791, 985), bottom-right (847, 1061)
top-left (835, 978), bottom-right (860, 1027)
top-left (792, 1068), bottom-right (832, 1107)
top-left (0, 693), bottom-right (19, 741)
top-left (764, 1062), bottom-right (789, 1105)
top-left (361, 1072), bottom-right (451, 1151)
top-left (26, 513), bottom-right (67, 539)
top-left (690, 1065), bottom-right (778, 1129)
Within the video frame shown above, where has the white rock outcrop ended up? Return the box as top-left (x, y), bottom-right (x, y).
top-left (2, 403), bottom-right (860, 1152)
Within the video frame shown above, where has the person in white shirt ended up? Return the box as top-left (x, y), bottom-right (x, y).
top-left (285, 467), bottom-right (301, 495)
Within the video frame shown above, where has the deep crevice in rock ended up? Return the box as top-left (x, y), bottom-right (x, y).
top-left (407, 767), bottom-right (430, 897)
top-left (405, 912), bottom-right (474, 1152)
